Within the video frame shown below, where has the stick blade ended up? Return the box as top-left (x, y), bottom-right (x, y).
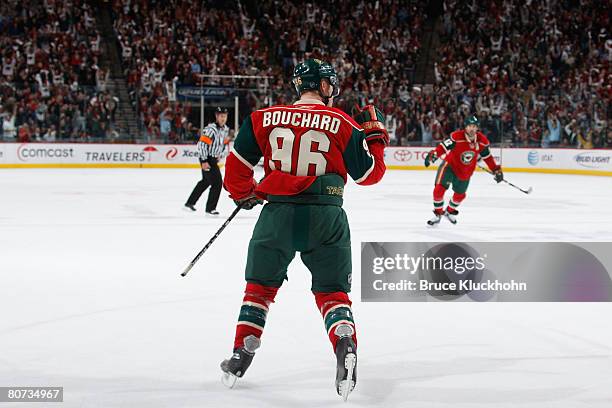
top-left (180, 264), bottom-right (194, 277)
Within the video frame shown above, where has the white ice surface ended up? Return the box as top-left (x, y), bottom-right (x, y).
top-left (0, 168), bottom-right (611, 408)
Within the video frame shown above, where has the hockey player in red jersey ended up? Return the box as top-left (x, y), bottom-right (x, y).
top-left (424, 116), bottom-right (503, 225)
top-left (220, 59), bottom-right (388, 400)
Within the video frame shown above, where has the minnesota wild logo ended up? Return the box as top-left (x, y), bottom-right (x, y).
top-left (461, 151), bottom-right (476, 164)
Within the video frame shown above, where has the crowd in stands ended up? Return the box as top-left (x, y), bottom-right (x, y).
top-left (1, 0), bottom-right (609, 148)
top-left (111, 0), bottom-right (424, 142)
top-left (398, 0), bottom-right (609, 148)
top-left (0, 0), bottom-right (120, 142)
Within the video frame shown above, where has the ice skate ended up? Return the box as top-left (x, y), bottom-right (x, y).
top-left (334, 324), bottom-right (357, 401)
top-left (445, 208), bottom-right (458, 224)
top-left (220, 335), bottom-right (260, 388)
top-left (427, 212), bottom-right (442, 226)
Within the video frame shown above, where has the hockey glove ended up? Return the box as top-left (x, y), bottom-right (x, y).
top-left (492, 166), bottom-right (504, 183)
top-left (424, 150), bottom-right (438, 167)
top-left (352, 104), bottom-right (390, 146)
top-left (235, 194), bottom-right (264, 210)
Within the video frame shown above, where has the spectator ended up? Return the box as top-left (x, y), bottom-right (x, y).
top-left (577, 125), bottom-right (594, 149)
top-left (545, 113), bottom-right (561, 147)
top-left (160, 106), bottom-right (173, 142)
top-left (1, 101), bottom-right (17, 140)
top-left (385, 111), bottom-right (398, 145)
top-left (420, 115), bottom-right (433, 145)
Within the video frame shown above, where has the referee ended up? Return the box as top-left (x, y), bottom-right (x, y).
top-left (185, 107), bottom-right (229, 215)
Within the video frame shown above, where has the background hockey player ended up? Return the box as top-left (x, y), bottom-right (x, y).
top-left (184, 107), bottom-right (229, 215)
top-left (220, 59), bottom-right (388, 400)
top-left (424, 116), bottom-right (503, 225)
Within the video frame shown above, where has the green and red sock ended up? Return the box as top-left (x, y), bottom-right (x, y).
top-left (314, 291), bottom-right (357, 351)
top-left (234, 283), bottom-right (279, 350)
top-left (446, 192), bottom-right (466, 214)
top-left (433, 184), bottom-right (446, 215)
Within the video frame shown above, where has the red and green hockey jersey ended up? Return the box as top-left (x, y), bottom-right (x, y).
top-left (433, 130), bottom-right (498, 180)
top-left (224, 99), bottom-right (386, 200)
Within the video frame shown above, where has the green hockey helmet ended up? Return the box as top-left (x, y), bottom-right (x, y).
top-left (464, 115), bottom-right (480, 128)
top-left (292, 59), bottom-right (340, 99)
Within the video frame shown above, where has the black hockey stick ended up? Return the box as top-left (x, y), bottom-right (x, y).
top-left (181, 203), bottom-right (244, 277)
top-left (478, 165), bottom-right (533, 194)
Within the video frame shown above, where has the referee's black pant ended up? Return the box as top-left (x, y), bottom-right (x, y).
top-left (186, 157), bottom-right (222, 212)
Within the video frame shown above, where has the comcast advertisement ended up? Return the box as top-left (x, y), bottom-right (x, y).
top-left (361, 242), bottom-right (612, 302)
top-left (0, 143), bottom-right (203, 167)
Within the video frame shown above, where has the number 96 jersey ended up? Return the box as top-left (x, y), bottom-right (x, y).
top-left (224, 99), bottom-right (386, 200)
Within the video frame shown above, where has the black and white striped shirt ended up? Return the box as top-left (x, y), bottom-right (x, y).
top-left (197, 122), bottom-right (229, 159)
